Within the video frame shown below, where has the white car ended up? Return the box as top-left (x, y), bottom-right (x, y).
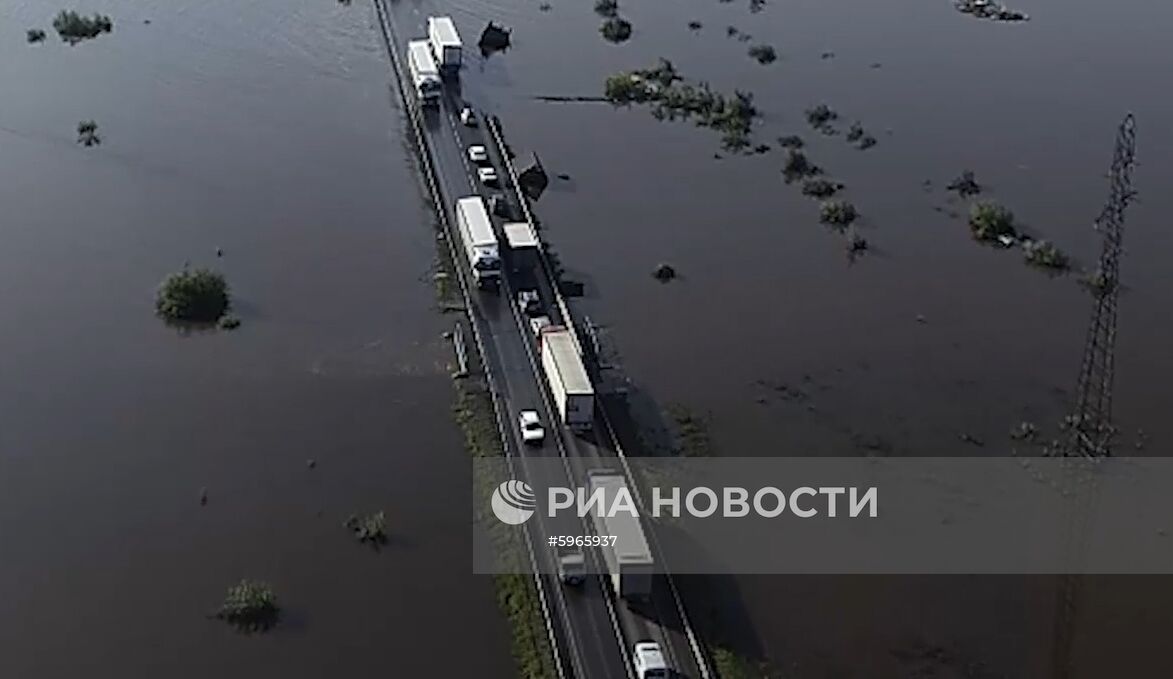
top-left (467, 144), bottom-right (489, 164)
top-left (517, 289), bottom-right (541, 316)
top-left (518, 410), bottom-right (545, 444)
top-left (478, 166), bottom-right (499, 186)
top-left (460, 106), bottom-right (477, 127)
top-left (633, 641), bottom-right (669, 679)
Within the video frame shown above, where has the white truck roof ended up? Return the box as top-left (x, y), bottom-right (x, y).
top-left (455, 196), bottom-right (496, 247)
top-left (543, 331), bottom-right (591, 394)
top-left (428, 16), bottom-right (461, 46)
top-left (589, 474), bottom-right (652, 565)
top-left (408, 39), bottom-right (439, 73)
top-left (503, 222), bottom-right (539, 249)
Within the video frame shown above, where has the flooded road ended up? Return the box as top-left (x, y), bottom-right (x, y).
top-left (0, 0), bottom-right (513, 676)
top-left (436, 0), bottom-right (1173, 675)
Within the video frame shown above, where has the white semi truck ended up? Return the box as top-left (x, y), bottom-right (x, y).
top-left (407, 39), bottom-right (442, 104)
top-left (454, 196), bottom-right (501, 287)
top-left (427, 16), bottom-right (463, 74)
top-left (539, 328), bottom-right (593, 431)
top-left (588, 471), bottom-right (654, 601)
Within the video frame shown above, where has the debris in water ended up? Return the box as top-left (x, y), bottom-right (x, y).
top-left (1010, 421), bottom-right (1038, 441)
top-left (846, 230), bottom-right (869, 256)
top-left (726, 25), bottom-right (739, 38)
top-left (556, 173), bottom-right (571, 181)
top-left (954, 0), bottom-right (1029, 22)
top-left (539, 2), bottom-right (552, 10)
top-left (749, 0), bottom-right (767, 13)
top-left (199, 487), bottom-right (208, 506)
top-left (820, 51), bottom-right (835, 59)
top-left (869, 62), bottom-right (882, 69)
top-left (306, 459), bottom-right (317, 469)
top-left (846, 122), bottom-right (865, 142)
top-left (518, 153), bottom-right (550, 200)
top-left (479, 21), bottom-right (511, 52)
top-left (959, 432), bottom-right (985, 447)
top-left (752, 144), bottom-right (771, 154)
top-left (946, 169), bottom-right (982, 197)
top-left (856, 134), bottom-right (877, 150)
top-left (652, 263), bottom-right (677, 282)
top-left (688, 20), bottom-right (702, 31)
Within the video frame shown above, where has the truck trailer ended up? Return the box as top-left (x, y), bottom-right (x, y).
top-left (407, 40), bottom-right (442, 104)
top-left (588, 471), bottom-right (654, 601)
top-left (539, 329), bottom-right (593, 430)
top-left (454, 196), bottom-right (501, 288)
top-left (427, 16), bottom-right (463, 74)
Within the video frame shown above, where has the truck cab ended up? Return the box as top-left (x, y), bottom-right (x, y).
top-left (555, 546), bottom-right (585, 586)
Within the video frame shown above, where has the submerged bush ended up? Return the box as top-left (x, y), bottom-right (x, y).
top-left (969, 201), bottom-right (1017, 241)
top-left (820, 200), bottom-right (858, 229)
top-left (600, 17), bottom-right (632, 43)
top-left (846, 122), bottom-right (865, 142)
top-left (27, 28), bottom-right (47, 43)
top-left (947, 169), bottom-right (982, 197)
top-left (782, 150), bottom-right (821, 182)
top-left (777, 135), bottom-right (804, 149)
top-left (155, 267), bottom-right (231, 324)
top-left (748, 44), bottom-right (777, 64)
top-left (805, 104), bottom-right (838, 128)
top-left (802, 178), bottom-right (843, 198)
top-left (215, 580), bottom-right (279, 633)
top-left (1023, 239), bottom-right (1070, 270)
top-left (345, 511), bottom-right (388, 546)
top-left (53, 10), bottom-right (113, 44)
top-left (593, 0), bottom-right (619, 17)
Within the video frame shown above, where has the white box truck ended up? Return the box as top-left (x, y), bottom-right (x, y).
top-left (540, 329), bottom-right (593, 430)
top-left (407, 39), bottom-right (442, 104)
top-left (588, 471), bottom-right (654, 601)
top-left (427, 16), bottom-right (463, 74)
top-left (454, 196), bottom-right (501, 287)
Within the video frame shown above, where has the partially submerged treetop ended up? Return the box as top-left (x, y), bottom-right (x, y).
top-left (155, 267), bottom-right (231, 325)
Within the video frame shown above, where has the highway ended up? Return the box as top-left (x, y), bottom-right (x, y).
top-left (372, 3), bottom-right (709, 678)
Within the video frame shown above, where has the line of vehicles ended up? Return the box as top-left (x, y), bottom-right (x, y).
top-left (407, 16), bottom-right (462, 104)
top-left (404, 15), bottom-right (669, 677)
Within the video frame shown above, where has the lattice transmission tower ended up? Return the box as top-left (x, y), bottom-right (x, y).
top-left (1051, 113), bottom-right (1137, 679)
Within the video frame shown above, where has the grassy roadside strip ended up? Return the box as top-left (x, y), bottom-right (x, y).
top-left (712, 646), bottom-right (784, 678)
top-left (454, 384), bottom-right (559, 679)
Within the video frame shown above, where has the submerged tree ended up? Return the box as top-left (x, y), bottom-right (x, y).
top-left (76, 120), bottom-right (100, 146)
top-left (155, 267), bottom-right (231, 324)
top-left (782, 150), bottom-right (821, 183)
top-left (214, 580), bottom-right (279, 633)
top-left (820, 200), bottom-right (858, 229)
top-left (748, 44), bottom-right (777, 64)
top-left (805, 103), bottom-right (838, 129)
top-left (600, 17), bottom-right (632, 43)
top-left (968, 201), bottom-right (1017, 242)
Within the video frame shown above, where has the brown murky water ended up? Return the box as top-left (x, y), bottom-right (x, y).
top-left (0, 0), bottom-right (512, 676)
top-left (441, 0), bottom-right (1173, 675)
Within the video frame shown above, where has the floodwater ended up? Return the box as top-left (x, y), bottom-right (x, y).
top-left (0, 0), bottom-right (513, 677)
top-left (438, 0), bottom-right (1173, 675)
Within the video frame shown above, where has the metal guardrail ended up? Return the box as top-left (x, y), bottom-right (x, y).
top-left (369, 3), bottom-right (566, 677)
top-left (485, 116), bottom-right (714, 679)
